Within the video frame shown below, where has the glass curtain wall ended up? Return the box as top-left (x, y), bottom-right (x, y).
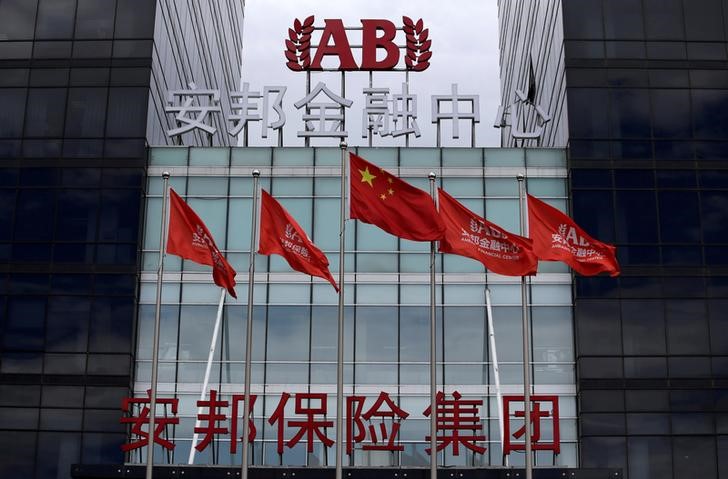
top-left (131, 146), bottom-right (575, 468)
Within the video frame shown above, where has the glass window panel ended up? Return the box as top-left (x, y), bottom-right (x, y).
top-left (526, 149), bottom-right (566, 167)
top-left (25, 88), bottom-right (67, 137)
top-left (231, 147), bottom-right (271, 166)
top-left (178, 305), bottom-right (222, 361)
top-left (187, 177), bottom-right (228, 196)
top-left (356, 307), bottom-right (397, 361)
top-left (314, 177), bottom-right (338, 195)
top-left (562, 0), bottom-right (603, 39)
top-left (400, 148), bottom-right (439, 167)
top-left (267, 306), bottom-right (310, 361)
top-left (46, 297), bottom-right (90, 353)
top-left (621, 300), bottom-right (665, 355)
top-left (400, 252), bottom-right (429, 272)
top-left (443, 307), bottom-right (485, 362)
top-left (35, 0), bottom-right (76, 39)
top-left (673, 436), bottom-right (716, 478)
top-left (485, 199), bottom-right (519, 233)
top-left (531, 285), bottom-right (571, 305)
top-left (658, 191), bottom-right (700, 243)
top-left (603, 0), bottom-right (644, 38)
top-left (615, 190), bottom-right (658, 243)
top-left (55, 190), bottom-right (98, 241)
top-left (269, 284), bottom-right (310, 304)
top-left (356, 222), bottom-right (397, 251)
top-left (575, 300), bottom-right (621, 355)
top-left (273, 147), bottom-right (312, 166)
top-left (610, 89), bottom-right (651, 138)
top-left (532, 306), bottom-right (573, 363)
top-left (441, 177), bottom-right (482, 196)
top-left (683, 0), bottom-right (725, 41)
top-left (572, 191), bottom-right (614, 242)
top-left (98, 190), bottom-right (140, 242)
top-left (356, 284), bottom-right (397, 304)
top-left (444, 285), bottom-right (483, 305)
top-left (356, 253), bottom-right (398, 273)
top-left (492, 306), bottom-right (523, 362)
top-left (0, 89), bottom-right (27, 138)
top-left (666, 300), bottom-right (709, 355)
top-left (75, 0), bottom-right (115, 39)
top-left (486, 178), bottom-right (518, 197)
top-left (527, 178), bottom-right (566, 197)
top-left (442, 148), bottom-right (481, 166)
top-left (272, 177), bottom-right (313, 196)
top-left (4, 298), bottom-right (46, 350)
top-left (692, 90), bottom-right (728, 139)
top-left (567, 89), bottom-right (609, 138)
top-left (356, 364), bottom-right (398, 384)
top-left (149, 147), bottom-right (188, 166)
top-left (277, 197), bottom-right (311, 232)
top-left (485, 148), bottom-right (524, 167)
top-left (105, 87), bottom-right (148, 137)
top-left (443, 254), bottom-right (483, 273)
top-left (313, 198), bottom-right (338, 250)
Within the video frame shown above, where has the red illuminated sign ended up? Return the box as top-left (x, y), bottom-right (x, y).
top-left (285, 16), bottom-right (431, 71)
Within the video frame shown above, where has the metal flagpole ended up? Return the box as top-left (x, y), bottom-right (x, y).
top-left (485, 287), bottom-right (506, 464)
top-left (241, 169), bottom-right (261, 479)
top-left (188, 288), bottom-right (226, 463)
top-left (335, 141), bottom-right (347, 479)
top-left (516, 173), bottom-right (533, 479)
top-left (428, 172), bottom-right (438, 479)
top-left (146, 171), bottom-right (170, 479)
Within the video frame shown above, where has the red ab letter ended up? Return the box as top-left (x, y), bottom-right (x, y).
top-left (310, 19), bottom-right (357, 70)
top-left (360, 20), bottom-right (399, 70)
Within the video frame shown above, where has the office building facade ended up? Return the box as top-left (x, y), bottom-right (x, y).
top-left (498, 0), bottom-right (728, 478)
top-left (0, 1), bottom-right (243, 478)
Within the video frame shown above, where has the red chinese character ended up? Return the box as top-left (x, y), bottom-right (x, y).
top-left (347, 391), bottom-right (410, 454)
top-left (120, 390), bottom-right (180, 452)
top-left (230, 393), bottom-right (258, 454)
top-left (503, 395), bottom-right (560, 455)
top-left (193, 389), bottom-right (229, 452)
top-left (268, 392), bottom-right (334, 454)
top-left (423, 391), bottom-right (486, 455)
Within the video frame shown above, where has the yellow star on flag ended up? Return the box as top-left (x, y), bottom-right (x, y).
top-left (380, 194), bottom-right (387, 200)
top-left (359, 167), bottom-right (376, 187)
top-left (388, 188), bottom-right (395, 196)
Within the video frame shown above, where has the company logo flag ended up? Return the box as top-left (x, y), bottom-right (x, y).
top-left (438, 188), bottom-right (538, 276)
top-left (259, 189), bottom-right (339, 291)
top-left (166, 189), bottom-right (238, 297)
top-left (527, 194), bottom-right (620, 277)
top-left (349, 152), bottom-right (445, 241)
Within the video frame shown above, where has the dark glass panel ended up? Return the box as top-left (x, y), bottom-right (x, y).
top-left (646, 42), bottom-right (687, 60)
top-left (609, 89), bottom-right (651, 138)
top-left (656, 170), bottom-right (696, 188)
top-left (112, 39), bottom-right (153, 58)
top-left (567, 89), bottom-right (609, 138)
top-left (562, 0), bottom-right (603, 39)
top-left (615, 190), bottom-right (658, 242)
top-left (621, 300), bottom-right (665, 355)
top-left (618, 245), bottom-right (660, 266)
top-left (671, 389), bottom-right (714, 412)
top-left (1, 351), bottom-right (42, 373)
top-left (14, 189), bottom-right (54, 240)
top-left (65, 88), bottom-right (108, 138)
top-left (605, 41), bottom-right (645, 59)
top-left (701, 192), bottom-right (728, 243)
top-left (94, 274), bottom-right (135, 296)
top-left (61, 168), bottom-right (101, 187)
top-left (22, 139), bottom-right (62, 157)
top-left (0, 168), bottom-right (19, 186)
top-left (20, 167), bottom-right (58, 187)
top-left (96, 244), bottom-right (136, 265)
top-left (33, 40), bottom-right (72, 59)
top-left (624, 357), bottom-right (667, 378)
top-left (29, 68), bottom-right (69, 88)
top-left (0, 88), bottom-right (27, 138)
top-left (0, 0), bottom-right (39, 40)
top-left (46, 297), bottom-right (90, 353)
top-left (603, 0), bottom-right (643, 39)
top-left (644, 0), bottom-right (685, 39)
top-left (105, 87), bottom-right (148, 137)
top-left (4, 297), bottom-right (46, 350)
top-left (54, 243), bottom-right (95, 264)
top-left (51, 274), bottom-right (92, 295)
top-left (35, 0), bottom-right (76, 39)
top-left (719, 437), bottom-right (728, 478)
top-left (576, 300), bottom-right (621, 355)
top-left (35, 432), bottom-right (81, 479)
top-left (654, 141), bottom-right (692, 161)
top-left (89, 297), bottom-right (133, 353)
top-left (687, 42), bottom-right (727, 61)
top-left (614, 170), bottom-right (654, 188)
top-left (41, 385), bottom-right (84, 407)
top-left (579, 357), bottom-right (623, 379)
top-left (75, 0), bottom-right (116, 39)
top-left (110, 67), bottom-right (151, 86)
top-left (581, 437), bottom-right (626, 470)
top-left (651, 90), bottom-right (691, 138)
top-left (571, 169), bottom-right (611, 188)
top-left (400, 306), bottom-right (429, 362)
top-left (98, 190), bottom-right (140, 242)
top-left (569, 140), bottom-right (610, 159)
top-left (663, 276), bottom-right (704, 298)
top-left (669, 357), bottom-right (711, 378)
top-left (620, 277), bottom-right (662, 298)
top-left (575, 277), bottom-right (619, 298)
top-left (55, 190), bottom-right (99, 241)
top-left (85, 387), bottom-right (128, 408)
top-left (572, 190), bottom-right (615, 242)
top-left (607, 69), bottom-right (648, 88)
top-left (12, 243), bottom-right (52, 261)
top-left (662, 246), bottom-right (702, 265)
top-left (610, 140), bottom-right (652, 160)
top-left (580, 390), bottom-right (624, 412)
top-left (658, 191), bottom-right (701, 242)
top-left (81, 432), bottom-right (125, 464)
top-left (627, 414), bottom-right (670, 435)
top-left (9, 273), bottom-right (48, 293)
top-left (87, 354), bottom-right (130, 375)
top-left (690, 70), bottom-right (728, 89)
top-left (695, 141), bottom-right (728, 161)
top-left (683, 0), bottom-right (725, 41)
top-left (581, 413), bottom-right (626, 435)
top-left (692, 90), bottom-right (728, 139)
top-left (72, 40), bottom-right (113, 58)
top-left (102, 168), bottom-right (143, 187)
top-left (627, 437), bottom-right (672, 479)
top-left (70, 68), bottom-right (110, 86)
top-left (649, 69), bottom-right (689, 88)
top-left (0, 431), bottom-right (36, 478)
top-left (673, 436), bottom-right (717, 478)
top-left (114, 0), bottom-right (156, 38)
top-left (356, 306), bottom-right (397, 362)
top-left (0, 385), bottom-right (40, 407)
top-left (24, 88), bottom-right (67, 137)
top-left (626, 390), bottom-right (670, 412)
top-left (566, 68), bottom-right (607, 87)
top-left (0, 190), bottom-right (15, 240)
top-left (666, 300), bottom-right (709, 355)
top-left (708, 277), bottom-right (728, 297)
top-left (709, 300), bottom-right (728, 354)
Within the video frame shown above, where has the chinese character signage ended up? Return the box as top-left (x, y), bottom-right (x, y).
top-left (121, 389), bottom-right (561, 459)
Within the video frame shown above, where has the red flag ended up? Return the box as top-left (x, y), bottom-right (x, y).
top-left (349, 153), bottom-right (445, 241)
top-left (166, 188), bottom-right (238, 297)
top-left (438, 188), bottom-right (538, 276)
top-left (258, 190), bottom-right (339, 291)
top-left (527, 194), bottom-right (620, 277)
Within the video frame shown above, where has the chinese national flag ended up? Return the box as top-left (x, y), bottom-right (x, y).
top-left (527, 194), bottom-right (620, 277)
top-left (258, 189), bottom-right (339, 291)
top-left (349, 153), bottom-right (445, 241)
top-left (438, 188), bottom-right (538, 276)
top-left (166, 188), bottom-right (238, 297)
